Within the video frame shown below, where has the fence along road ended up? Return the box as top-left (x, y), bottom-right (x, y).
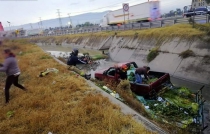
top-left (23, 15), bottom-right (210, 38)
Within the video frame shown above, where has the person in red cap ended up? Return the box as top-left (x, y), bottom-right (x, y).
top-left (116, 64), bottom-right (128, 80)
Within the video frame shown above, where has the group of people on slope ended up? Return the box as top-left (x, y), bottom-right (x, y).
top-left (0, 48), bottom-right (87, 104)
top-left (116, 64), bottom-right (150, 84)
top-left (0, 47), bottom-right (149, 104)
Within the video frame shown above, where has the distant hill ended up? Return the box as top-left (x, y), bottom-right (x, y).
top-left (5, 11), bottom-right (109, 30)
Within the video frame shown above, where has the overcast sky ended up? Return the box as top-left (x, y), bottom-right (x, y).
top-left (0, 0), bottom-right (192, 27)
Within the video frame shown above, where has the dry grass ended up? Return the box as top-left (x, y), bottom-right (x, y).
top-left (194, 23), bottom-right (210, 35)
top-left (28, 24), bottom-right (206, 45)
top-left (102, 79), bottom-right (148, 117)
top-left (117, 24), bottom-right (205, 40)
top-left (0, 40), bottom-right (153, 134)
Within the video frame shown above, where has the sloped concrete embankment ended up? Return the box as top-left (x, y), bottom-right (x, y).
top-left (108, 36), bottom-right (210, 85)
top-left (34, 35), bottom-right (113, 50)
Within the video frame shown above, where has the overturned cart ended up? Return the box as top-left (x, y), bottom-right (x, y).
top-left (94, 61), bottom-right (208, 132)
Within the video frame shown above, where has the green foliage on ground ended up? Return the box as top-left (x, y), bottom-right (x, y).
top-left (147, 87), bottom-right (198, 128)
top-left (147, 78), bottom-right (158, 84)
top-left (147, 48), bottom-right (159, 62)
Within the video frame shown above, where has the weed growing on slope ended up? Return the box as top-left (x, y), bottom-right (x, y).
top-left (147, 48), bottom-right (159, 62)
top-left (0, 39), bottom-right (153, 134)
top-left (179, 50), bottom-right (195, 59)
top-left (202, 55), bottom-right (210, 64)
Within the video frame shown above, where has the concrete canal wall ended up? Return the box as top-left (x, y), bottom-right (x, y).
top-left (108, 36), bottom-right (210, 84)
top-left (35, 35), bottom-right (210, 85)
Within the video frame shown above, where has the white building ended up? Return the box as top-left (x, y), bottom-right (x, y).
top-left (192, 0), bottom-right (210, 8)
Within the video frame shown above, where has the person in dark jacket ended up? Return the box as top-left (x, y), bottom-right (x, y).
top-left (67, 49), bottom-right (91, 80)
top-left (116, 64), bottom-right (128, 80)
top-left (0, 49), bottom-right (27, 103)
top-left (67, 49), bottom-right (87, 66)
top-left (135, 66), bottom-right (150, 84)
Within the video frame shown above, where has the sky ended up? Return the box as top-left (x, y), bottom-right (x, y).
top-left (0, 0), bottom-right (192, 27)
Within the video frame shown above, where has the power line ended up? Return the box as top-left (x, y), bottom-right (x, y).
top-left (56, 9), bottom-right (63, 27)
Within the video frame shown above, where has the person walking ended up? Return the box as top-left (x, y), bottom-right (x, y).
top-left (0, 49), bottom-right (27, 103)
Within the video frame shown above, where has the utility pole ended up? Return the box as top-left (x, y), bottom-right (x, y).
top-left (39, 17), bottom-right (43, 29)
top-left (68, 13), bottom-right (73, 28)
top-left (7, 21), bottom-right (11, 31)
top-left (56, 9), bottom-right (62, 28)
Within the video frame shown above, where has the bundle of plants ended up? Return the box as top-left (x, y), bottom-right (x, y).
top-left (145, 87), bottom-right (198, 127)
top-left (146, 78), bottom-right (158, 84)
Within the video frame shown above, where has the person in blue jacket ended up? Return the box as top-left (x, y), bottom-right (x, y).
top-left (67, 48), bottom-right (87, 66)
top-left (135, 66), bottom-right (150, 84)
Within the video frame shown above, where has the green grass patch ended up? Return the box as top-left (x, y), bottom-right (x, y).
top-left (179, 50), bottom-right (195, 59)
top-left (40, 54), bottom-right (52, 59)
top-left (147, 48), bottom-right (159, 62)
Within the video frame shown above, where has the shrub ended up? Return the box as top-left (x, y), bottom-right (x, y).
top-left (147, 48), bottom-right (159, 62)
top-left (179, 50), bottom-right (195, 59)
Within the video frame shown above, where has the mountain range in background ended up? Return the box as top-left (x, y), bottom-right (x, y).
top-left (3, 11), bottom-right (109, 31)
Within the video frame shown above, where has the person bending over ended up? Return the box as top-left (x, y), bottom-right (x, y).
top-left (0, 49), bottom-right (27, 103)
top-left (135, 66), bottom-right (150, 84)
top-left (67, 48), bottom-right (87, 66)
